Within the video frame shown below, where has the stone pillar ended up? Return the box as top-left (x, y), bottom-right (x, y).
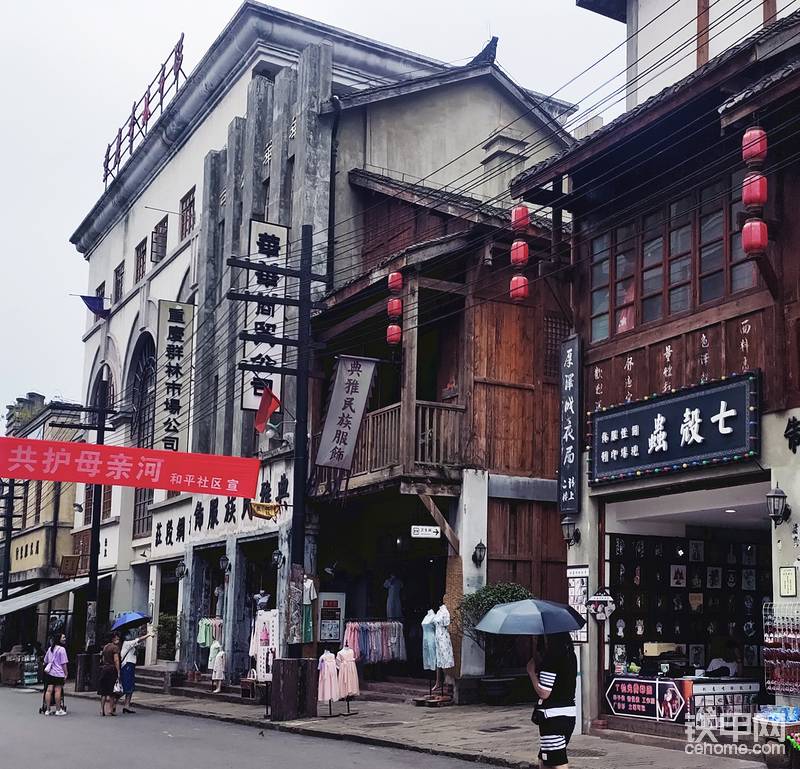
top-left (223, 534), bottom-right (249, 680)
top-left (181, 543), bottom-right (203, 673)
top-left (145, 562), bottom-right (160, 666)
top-left (304, 509), bottom-right (320, 577)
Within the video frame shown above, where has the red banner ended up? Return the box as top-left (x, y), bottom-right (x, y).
top-left (0, 437), bottom-right (259, 499)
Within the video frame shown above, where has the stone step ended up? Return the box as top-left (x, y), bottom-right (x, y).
top-left (168, 685), bottom-right (259, 706)
top-left (590, 727), bottom-right (695, 753)
top-left (135, 683), bottom-right (166, 695)
top-left (358, 689), bottom-right (416, 704)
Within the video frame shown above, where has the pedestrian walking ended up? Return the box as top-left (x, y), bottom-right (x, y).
top-left (42, 634), bottom-right (68, 716)
top-left (40, 633), bottom-right (69, 714)
top-left (119, 628), bottom-right (154, 714)
top-left (527, 633), bottom-right (577, 769)
top-left (97, 631), bottom-right (121, 716)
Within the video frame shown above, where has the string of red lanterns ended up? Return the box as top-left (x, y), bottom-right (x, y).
top-left (741, 126), bottom-right (768, 257)
top-left (509, 204), bottom-right (530, 302)
top-left (387, 271), bottom-right (403, 345)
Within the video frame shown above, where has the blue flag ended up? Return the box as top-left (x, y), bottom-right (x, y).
top-left (80, 295), bottom-right (110, 319)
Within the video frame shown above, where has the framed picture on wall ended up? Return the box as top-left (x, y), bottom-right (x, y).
top-left (742, 569), bottom-right (757, 592)
top-left (742, 544), bottom-right (757, 566)
top-left (670, 565), bottom-right (687, 588)
top-left (706, 567), bottom-right (722, 589)
top-left (689, 644), bottom-right (705, 668)
top-left (780, 566), bottom-right (797, 598)
top-left (689, 541), bottom-right (705, 562)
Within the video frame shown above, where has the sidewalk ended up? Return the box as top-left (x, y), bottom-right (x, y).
top-left (67, 685), bottom-right (766, 769)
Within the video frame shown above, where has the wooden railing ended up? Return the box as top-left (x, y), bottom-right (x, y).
top-left (351, 403), bottom-right (401, 475)
top-left (415, 401), bottom-right (465, 466)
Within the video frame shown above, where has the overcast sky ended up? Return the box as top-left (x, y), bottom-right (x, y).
top-left (0, 1), bottom-right (624, 432)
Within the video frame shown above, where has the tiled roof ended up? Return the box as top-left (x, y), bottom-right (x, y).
top-left (719, 55), bottom-right (800, 114)
top-left (511, 9), bottom-right (800, 192)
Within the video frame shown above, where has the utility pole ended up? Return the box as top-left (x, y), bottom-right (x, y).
top-left (1, 479), bottom-right (16, 601)
top-left (288, 224), bottom-right (312, 658)
top-left (51, 375), bottom-right (111, 651)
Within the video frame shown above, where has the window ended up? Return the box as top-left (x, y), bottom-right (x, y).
top-left (134, 238), bottom-right (147, 283)
top-left (33, 480), bottom-right (42, 525)
top-left (84, 484), bottom-right (112, 525)
top-left (96, 282), bottom-right (105, 300)
top-left (131, 334), bottom-right (157, 539)
top-left (544, 313), bottom-right (571, 379)
top-left (588, 173), bottom-right (760, 343)
top-left (179, 187), bottom-right (196, 240)
top-left (151, 216), bottom-right (168, 262)
top-left (113, 261), bottom-right (125, 303)
top-left (21, 483), bottom-right (28, 529)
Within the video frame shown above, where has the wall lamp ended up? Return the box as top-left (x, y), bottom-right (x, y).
top-left (219, 554), bottom-right (231, 573)
top-left (561, 515), bottom-right (581, 548)
top-left (471, 540), bottom-right (487, 567)
top-left (174, 561), bottom-right (188, 580)
top-left (767, 483), bottom-right (792, 528)
top-left (271, 549), bottom-right (286, 569)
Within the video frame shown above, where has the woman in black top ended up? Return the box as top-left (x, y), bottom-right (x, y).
top-left (527, 633), bottom-right (577, 768)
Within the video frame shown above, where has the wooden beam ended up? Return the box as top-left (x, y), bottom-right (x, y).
top-left (418, 276), bottom-right (468, 295)
top-left (401, 274), bottom-right (419, 473)
top-left (764, 0), bottom-right (778, 24)
top-left (418, 493), bottom-right (460, 554)
top-left (317, 299), bottom-right (385, 341)
top-left (721, 71), bottom-right (800, 130)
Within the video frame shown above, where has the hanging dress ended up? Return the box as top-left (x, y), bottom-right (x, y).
top-left (317, 650), bottom-right (340, 702)
top-left (421, 610), bottom-right (437, 671)
top-left (433, 605), bottom-right (455, 669)
top-left (336, 647), bottom-right (360, 698)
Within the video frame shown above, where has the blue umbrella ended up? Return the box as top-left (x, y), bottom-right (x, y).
top-left (475, 598), bottom-right (585, 636)
top-left (111, 611), bottom-right (151, 634)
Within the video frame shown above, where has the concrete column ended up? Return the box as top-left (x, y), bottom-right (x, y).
top-left (223, 535), bottom-right (249, 680)
top-left (174, 573), bottom-right (184, 663)
top-left (457, 470), bottom-right (489, 677)
top-left (304, 510), bottom-right (320, 576)
top-left (145, 562), bottom-right (160, 665)
top-left (192, 149), bottom-right (225, 454)
top-left (180, 544), bottom-right (202, 672)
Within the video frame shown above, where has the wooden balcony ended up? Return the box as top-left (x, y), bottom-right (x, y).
top-left (311, 400), bottom-right (465, 496)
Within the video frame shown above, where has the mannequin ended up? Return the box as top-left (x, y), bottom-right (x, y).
top-left (318, 649), bottom-right (340, 709)
top-left (421, 610), bottom-right (437, 673)
top-left (384, 574), bottom-right (404, 619)
top-left (302, 576), bottom-right (317, 644)
top-left (211, 647), bottom-right (226, 694)
top-left (433, 603), bottom-right (454, 694)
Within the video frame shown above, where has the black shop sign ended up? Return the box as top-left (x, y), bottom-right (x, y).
top-left (605, 677), bottom-right (685, 722)
top-left (558, 335), bottom-right (581, 515)
top-left (589, 373), bottom-right (759, 485)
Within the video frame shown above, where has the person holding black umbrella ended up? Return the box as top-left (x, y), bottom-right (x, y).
top-left (527, 633), bottom-right (577, 769)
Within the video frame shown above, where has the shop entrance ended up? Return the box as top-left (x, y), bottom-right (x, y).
top-left (601, 480), bottom-right (772, 731)
top-left (317, 490), bottom-right (448, 680)
top-left (157, 561), bottom-right (179, 661)
top-left (192, 544), bottom-right (226, 671)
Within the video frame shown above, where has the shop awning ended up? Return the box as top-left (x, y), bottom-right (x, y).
top-left (0, 574), bottom-right (111, 617)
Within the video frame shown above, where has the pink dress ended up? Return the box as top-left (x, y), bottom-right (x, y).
top-left (336, 647), bottom-right (359, 698)
top-left (317, 651), bottom-right (340, 702)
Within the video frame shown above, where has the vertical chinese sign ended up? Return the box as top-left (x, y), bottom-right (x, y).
top-left (315, 356), bottom-right (377, 471)
top-left (241, 221), bottom-right (289, 411)
top-left (156, 300), bottom-right (195, 452)
top-left (559, 335), bottom-right (581, 517)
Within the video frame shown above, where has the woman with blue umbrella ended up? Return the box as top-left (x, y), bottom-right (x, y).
top-left (476, 598), bottom-right (583, 768)
top-left (110, 612), bottom-right (153, 714)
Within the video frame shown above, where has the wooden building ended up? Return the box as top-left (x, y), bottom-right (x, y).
top-left (309, 170), bottom-right (569, 696)
top-left (512, 8), bottom-right (800, 735)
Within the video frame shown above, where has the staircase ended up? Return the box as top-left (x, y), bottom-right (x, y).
top-left (136, 666), bottom-right (261, 706)
top-left (360, 676), bottom-right (432, 704)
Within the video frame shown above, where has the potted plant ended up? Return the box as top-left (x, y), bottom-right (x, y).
top-left (457, 582), bottom-right (534, 704)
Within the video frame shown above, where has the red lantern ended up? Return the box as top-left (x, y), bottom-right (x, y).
top-left (742, 218), bottom-right (768, 254)
top-left (742, 127), bottom-right (767, 165)
top-left (509, 274), bottom-right (529, 302)
top-left (742, 173), bottom-right (767, 208)
top-left (387, 297), bottom-right (402, 319)
top-left (510, 240), bottom-right (529, 269)
top-left (388, 271), bottom-right (403, 294)
top-left (511, 204), bottom-right (530, 232)
top-left (386, 324), bottom-right (402, 345)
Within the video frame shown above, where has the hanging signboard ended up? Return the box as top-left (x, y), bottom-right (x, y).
top-left (586, 588), bottom-right (616, 621)
top-left (315, 356), bottom-right (377, 470)
top-left (558, 335), bottom-right (581, 515)
top-left (590, 372), bottom-right (760, 485)
top-left (605, 677), bottom-right (685, 722)
top-left (0, 437), bottom-right (259, 499)
top-left (567, 565), bottom-right (589, 643)
top-left (156, 300), bottom-right (195, 452)
top-left (241, 221), bottom-right (289, 412)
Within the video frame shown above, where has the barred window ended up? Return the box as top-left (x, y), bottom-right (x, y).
top-left (544, 314), bottom-right (571, 379)
top-left (134, 238), bottom-right (147, 283)
top-left (179, 187), bottom-right (196, 240)
top-left (113, 261), bottom-right (125, 303)
top-left (151, 216), bottom-right (168, 262)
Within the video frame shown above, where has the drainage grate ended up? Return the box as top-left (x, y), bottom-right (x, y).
top-left (478, 725), bottom-right (522, 733)
top-left (361, 722), bottom-right (406, 728)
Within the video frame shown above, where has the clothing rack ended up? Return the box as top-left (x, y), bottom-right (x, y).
top-left (343, 620), bottom-right (406, 664)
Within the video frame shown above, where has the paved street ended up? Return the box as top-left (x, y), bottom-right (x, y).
top-left (0, 687), bottom-right (496, 769)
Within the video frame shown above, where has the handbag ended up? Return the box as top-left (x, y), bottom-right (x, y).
top-left (531, 706), bottom-right (546, 726)
top-left (113, 679), bottom-right (123, 695)
top-left (44, 662), bottom-right (53, 675)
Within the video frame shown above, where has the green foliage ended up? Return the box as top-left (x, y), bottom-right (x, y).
top-left (156, 613), bottom-right (177, 660)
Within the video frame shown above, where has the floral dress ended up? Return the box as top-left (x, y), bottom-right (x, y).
top-left (433, 605), bottom-right (455, 669)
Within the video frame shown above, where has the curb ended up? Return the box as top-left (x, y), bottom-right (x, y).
top-left (66, 688), bottom-right (531, 768)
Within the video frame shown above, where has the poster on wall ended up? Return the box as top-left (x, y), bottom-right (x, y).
top-left (240, 220), bottom-right (289, 412)
top-left (567, 565), bottom-right (589, 643)
top-left (605, 677), bottom-right (685, 722)
top-left (156, 300), bottom-right (195, 452)
top-left (558, 335), bottom-right (581, 516)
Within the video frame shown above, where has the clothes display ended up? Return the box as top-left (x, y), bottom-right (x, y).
top-left (318, 650), bottom-right (340, 702)
top-left (196, 617), bottom-right (223, 647)
top-left (249, 609), bottom-right (280, 683)
top-left (212, 649), bottom-right (226, 682)
top-left (208, 640), bottom-right (222, 669)
top-left (336, 646), bottom-right (360, 698)
top-left (384, 575), bottom-right (404, 619)
top-left (214, 585), bottom-right (225, 619)
top-left (303, 578), bottom-right (318, 644)
top-left (433, 605), bottom-right (455, 670)
top-left (343, 621), bottom-right (407, 663)
top-left (421, 610), bottom-right (437, 671)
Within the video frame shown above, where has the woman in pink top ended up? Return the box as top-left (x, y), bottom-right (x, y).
top-left (43, 634), bottom-right (68, 716)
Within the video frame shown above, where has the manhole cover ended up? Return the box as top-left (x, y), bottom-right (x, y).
top-left (568, 748), bottom-right (606, 758)
top-left (361, 722), bottom-right (406, 728)
top-left (478, 725), bottom-right (522, 733)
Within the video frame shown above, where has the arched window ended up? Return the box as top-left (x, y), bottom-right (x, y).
top-left (130, 334), bottom-right (156, 538)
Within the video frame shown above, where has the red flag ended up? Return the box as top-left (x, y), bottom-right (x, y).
top-left (254, 387), bottom-right (281, 433)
